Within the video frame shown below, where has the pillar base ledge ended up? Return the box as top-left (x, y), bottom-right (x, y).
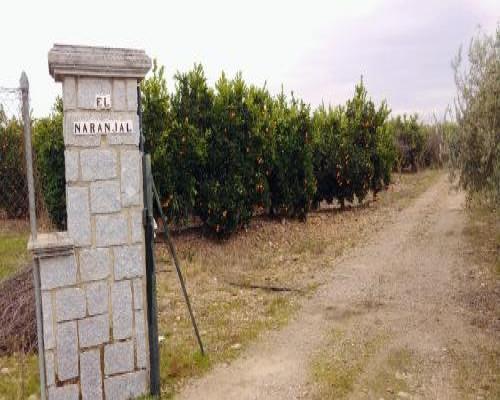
top-left (28, 231), bottom-right (75, 258)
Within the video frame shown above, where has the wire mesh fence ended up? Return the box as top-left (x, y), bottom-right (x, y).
top-left (0, 87), bottom-right (49, 227)
top-left (0, 87), bottom-right (29, 220)
top-left (0, 90), bottom-right (37, 400)
top-left (0, 82), bottom-right (42, 400)
top-left (0, 86), bottom-right (36, 347)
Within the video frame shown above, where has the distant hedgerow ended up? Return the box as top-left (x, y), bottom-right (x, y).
top-left (33, 98), bottom-right (66, 228)
top-left (0, 112), bottom-right (27, 218)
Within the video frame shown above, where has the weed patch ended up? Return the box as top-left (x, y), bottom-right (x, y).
top-left (0, 229), bottom-right (29, 281)
top-left (0, 353), bottom-right (39, 400)
top-left (311, 330), bottom-right (387, 399)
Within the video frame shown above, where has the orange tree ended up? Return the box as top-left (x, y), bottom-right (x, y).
top-left (311, 104), bottom-right (344, 206)
top-left (312, 80), bottom-right (394, 206)
top-left (268, 92), bottom-right (315, 219)
top-left (153, 64), bottom-right (212, 223)
top-left (341, 80), bottom-right (375, 205)
top-left (197, 73), bottom-right (268, 237)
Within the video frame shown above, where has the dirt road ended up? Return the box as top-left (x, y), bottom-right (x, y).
top-left (177, 175), bottom-right (498, 399)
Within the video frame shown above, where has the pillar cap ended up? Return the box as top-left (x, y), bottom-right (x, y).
top-left (48, 44), bottom-right (152, 82)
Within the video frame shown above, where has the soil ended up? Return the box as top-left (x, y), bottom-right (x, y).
top-left (176, 175), bottom-right (499, 399)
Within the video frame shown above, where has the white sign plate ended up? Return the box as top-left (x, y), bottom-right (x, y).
top-left (95, 94), bottom-right (111, 109)
top-left (73, 120), bottom-right (133, 135)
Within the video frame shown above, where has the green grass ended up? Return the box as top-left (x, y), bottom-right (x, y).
top-left (312, 335), bottom-right (413, 399)
top-left (0, 353), bottom-right (39, 400)
top-left (0, 229), bottom-right (29, 281)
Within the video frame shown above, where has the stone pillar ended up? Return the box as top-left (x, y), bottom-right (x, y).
top-left (29, 45), bottom-right (152, 400)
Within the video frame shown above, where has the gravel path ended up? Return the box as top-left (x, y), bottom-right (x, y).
top-left (177, 175), bottom-right (496, 399)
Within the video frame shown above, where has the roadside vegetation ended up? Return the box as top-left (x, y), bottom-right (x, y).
top-left (0, 221), bottom-right (29, 281)
top-left (446, 28), bottom-right (499, 396)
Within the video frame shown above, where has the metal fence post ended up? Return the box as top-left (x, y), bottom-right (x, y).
top-left (143, 154), bottom-right (161, 396)
top-left (138, 84), bottom-right (160, 396)
top-left (20, 72), bottom-right (46, 400)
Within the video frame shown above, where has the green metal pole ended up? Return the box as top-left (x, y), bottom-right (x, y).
top-left (152, 182), bottom-right (205, 356)
top-left (143, 155), bottom-right (161, 396)
top-left (138, 84), bottom-right (160, 396)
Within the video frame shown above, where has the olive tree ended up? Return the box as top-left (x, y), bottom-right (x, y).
top-left (450, 26), bottom-right (499, 206)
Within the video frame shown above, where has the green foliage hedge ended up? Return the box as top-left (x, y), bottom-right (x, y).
top-left (0, 110), bottom-right (27, 218)
top-left (141, 60), bottom-right (169, 156)
top-left (33, 98), bottom-right (66, 229)
top-left (391, 114), bottom-right (425, 172)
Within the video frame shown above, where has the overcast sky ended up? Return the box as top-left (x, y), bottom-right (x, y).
top-left (1, 0), bottom-right (498, 118)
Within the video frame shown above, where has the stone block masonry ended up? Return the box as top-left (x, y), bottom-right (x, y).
top-left (78, 314), bottom-right (110, 348)
top-left (28, 44), bottom-right (152, 400)
top-left (66, 186), bottom-right (91, 246)
top-left (81, 349), bottom-right (103, 399)
top-left (56, 321), bottom-right (79, 381)
top-left (111, 280), bottom-right (133, 340)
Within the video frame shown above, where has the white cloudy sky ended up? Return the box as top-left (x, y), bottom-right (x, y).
top-left (0, 0), bottom-right (498, 118)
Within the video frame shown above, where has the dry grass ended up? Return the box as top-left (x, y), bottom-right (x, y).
top-left (449, 344), bottom-right (500, 399)
top-left (0, 267), bottom-right (37, 355)
top-left (451, 204), bottom-right (500, 398)
top-left (0, 219), bottom-right (37, 356)
top-left (462, 206), bottom-right (499, 279)
top-left (458, 202), bottom-right (499, 332)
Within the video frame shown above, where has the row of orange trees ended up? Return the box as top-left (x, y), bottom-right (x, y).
top-left (141, 62), bottom-right (396, 237)
top-left (3, 63), bottom-right (416, 236)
